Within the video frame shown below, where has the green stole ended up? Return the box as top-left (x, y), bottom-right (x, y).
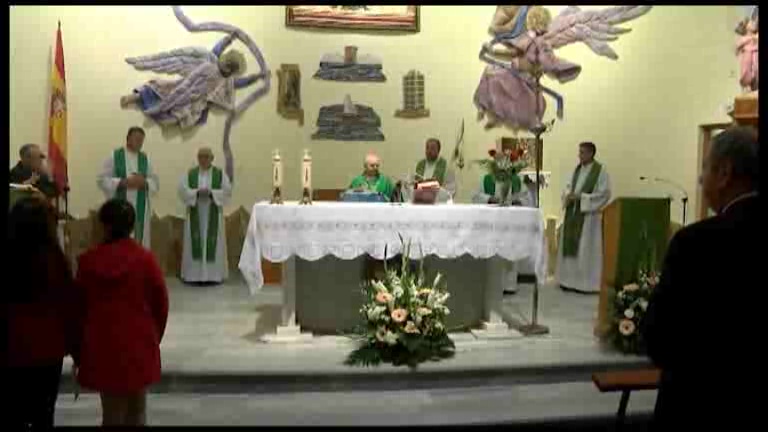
top-left (562, 162), bottom-right (603, 257)
top-left (415, 157), bottom-right (447, 184)
top-left (482, 174), bottom-right (522, 197)
top-left (113, 148), bottom-right (148, 244)
top-left (188, 167), bottom-right (223, 262)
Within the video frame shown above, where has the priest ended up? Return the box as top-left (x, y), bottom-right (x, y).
top-left (178, 147), bottom-right (232, 284)
top-left (10, 143), bottom-right (59, 200)
top-left (413, 138), bottom-right (456, 202)
top-left (349, 152), bottom-right (395, 201)
top-left (556, 142), bottom-right (611, 293)
top-left (97, 126), bottom-right (159, 249)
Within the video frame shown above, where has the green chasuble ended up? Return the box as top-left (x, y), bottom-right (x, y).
top-left (562, 162), bottom-right (603, 257)
top-left (349, 174), bottom-right (395, 201)
top-left (188, 167), bottom-right (223, 262)
top-left (415, 157), bottom-right (447, 184)
top-left (113, 147), bottom-right (148, 244)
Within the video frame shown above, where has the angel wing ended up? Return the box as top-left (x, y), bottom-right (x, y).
top-left (542, 6), bottom-right (652, 60)
top-left (125, 47), bottom-right (217, 76)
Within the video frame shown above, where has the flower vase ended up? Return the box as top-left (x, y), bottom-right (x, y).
top-left (497, 180), bottom-right (511, 206)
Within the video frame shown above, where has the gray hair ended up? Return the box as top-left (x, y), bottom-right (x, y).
top-left (19, 143), bottom-right (39, 159)
top-left (710, 126), bottom-right (759, 188)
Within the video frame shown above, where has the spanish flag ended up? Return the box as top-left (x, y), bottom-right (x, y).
top-left (48, 21), bottom-right (68, 194)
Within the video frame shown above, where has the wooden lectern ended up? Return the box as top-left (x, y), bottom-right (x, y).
top-left (596, 197), bottom-right (671, 338)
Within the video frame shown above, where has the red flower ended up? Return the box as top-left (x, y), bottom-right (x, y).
top-left (509, 149), bottom-right (521, 161)
top-left (488, 149), bottom-right (497, 158)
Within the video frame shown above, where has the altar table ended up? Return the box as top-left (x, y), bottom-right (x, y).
top-left (239, 201), bottom-right (547, 341)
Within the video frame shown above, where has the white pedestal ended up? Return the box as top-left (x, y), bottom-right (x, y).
top-left (260, 257), bottom-right (314, 343)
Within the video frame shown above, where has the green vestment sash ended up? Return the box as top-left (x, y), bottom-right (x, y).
top-left (562, 162), bottom-right (603, 257)
top-left (349, 174), bottom-right (395, 201)
top-left (188, 167), bottom-right (223, 262)
top-left (113, 148), bottom-right (148, 244)
top-left (415, 157), bottom-right (447, 184)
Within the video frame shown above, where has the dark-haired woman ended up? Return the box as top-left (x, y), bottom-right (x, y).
top-left (74, 198), bottom-right (168, 426)
top-left (3, 196), bottom-right (79, 429)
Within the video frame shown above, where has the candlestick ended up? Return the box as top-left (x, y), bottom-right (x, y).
top-left (272, 149), bottom-right (283, 188)
top-left (300, 149), bottom-right (312, 205)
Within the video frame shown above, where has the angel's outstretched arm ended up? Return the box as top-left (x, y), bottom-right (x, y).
top-left (212, 33), bottom-right (237, 57)
top-left (234, 71), bottom-right (269, 89)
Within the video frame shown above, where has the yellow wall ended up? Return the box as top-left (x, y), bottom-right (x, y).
top-left (9, 6), bottom-right (741, 222)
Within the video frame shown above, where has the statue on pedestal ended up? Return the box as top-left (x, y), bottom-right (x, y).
top-left (736, 6), bottom-right (759, 94)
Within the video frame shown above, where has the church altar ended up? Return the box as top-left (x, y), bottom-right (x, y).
top-left (239, 201), bottom-right (547, 342)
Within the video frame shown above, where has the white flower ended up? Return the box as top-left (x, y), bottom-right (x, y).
top-left (432, 273), bottom-right (443, 287)
top-left (383, 331), bottom-right (399, 346)
top-left (434, 322), bottom-right (444, 331)
top-left (367, 306), bottom-right (386, 321)
top-left (392, 285), bottom-right (404, 299)
top-left (375, 327), bottom-right (387, 342)
top-left (623, 283), bottom-right (640, 292)
top-left (373, 280), bottom-right (388, 293)
top-left (417, 307), bottom-right (432, 317)
top-left (617, 291), bottom-right (625, 300)
top-left (619, 319), bottom-right (636, 336)
top-left (404, 321), bottom-right (420, 334)
top-left (639, 299), bottom-right (649, 311)
top-left (624, 308), bottom-right (635, 319)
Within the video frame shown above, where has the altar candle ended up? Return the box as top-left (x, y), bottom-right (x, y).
top-left (302, 149), bottom-right (312, 190)
top-left (272, 150), bottom-right (282, 188)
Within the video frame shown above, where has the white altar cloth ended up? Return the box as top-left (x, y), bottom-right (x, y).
top-left (239, 201), bottom-right (547, 294)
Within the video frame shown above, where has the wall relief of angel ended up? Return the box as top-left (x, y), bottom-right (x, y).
top-left (474, 5), bottom-right (652, 132)
top-left (119, 6), bottom-right (271, 182)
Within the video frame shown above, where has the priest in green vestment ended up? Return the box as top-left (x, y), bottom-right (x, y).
top-left (556, 142), bottom-right (612, 293)
top-left (97, 126), bottom-right (159, 249)
top-left (348, 152), bottom-right (395, 201)
top-left (178, 147), bottom-right (233, 284)
top-left (412, 138), bottom-right (456, 202)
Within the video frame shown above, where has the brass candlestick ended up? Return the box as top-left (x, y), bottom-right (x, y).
top-left (270, 186), bottom-right (283, 204)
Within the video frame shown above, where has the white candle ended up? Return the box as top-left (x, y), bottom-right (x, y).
top-left (272, 150), bottom-right (282, 188)
top-left (302, 149), bottom-right (312, 190)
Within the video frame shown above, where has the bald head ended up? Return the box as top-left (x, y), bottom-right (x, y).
top-left (197, 147), bottom-right (214, 170)
top-left (701, 126), bottom-right (759, 213)
top-left (19, 143), bottom-right (45, 171)
top-left (364, 153), bottom-right (381, 177)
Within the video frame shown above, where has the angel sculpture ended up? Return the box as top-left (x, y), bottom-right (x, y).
top-left (474, 5), bottom-right (652, 132)
top-left (120, 6), bottom-right (271, 182)
top-left (735, 6), bottom-right (758, 94)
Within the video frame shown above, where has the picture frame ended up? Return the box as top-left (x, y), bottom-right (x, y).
top-left (277, 64), bottom-right (304, 126)
top-left (286, 6), bottom-right (420, 33)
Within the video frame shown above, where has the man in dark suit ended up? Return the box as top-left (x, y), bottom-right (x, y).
top-left (9, 143), bottom-right (59, 199)
top-left (643, 126), bottom-right (759, 428)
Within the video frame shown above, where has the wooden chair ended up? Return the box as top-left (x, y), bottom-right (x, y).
top-left (592, 368), bottom-right (661, 430)
top-left (312, 188), bottom-right (345, 202)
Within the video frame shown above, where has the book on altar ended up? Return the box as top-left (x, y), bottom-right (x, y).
top-left (415, 180), bottom-right (440, 190)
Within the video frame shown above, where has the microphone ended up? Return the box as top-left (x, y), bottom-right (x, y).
top-left (639, 176), bottom-right (690, 225)
top-left (639, 176), bottom-right (688, 199)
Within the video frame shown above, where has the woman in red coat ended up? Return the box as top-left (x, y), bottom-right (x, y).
top-left (74, 198), bottom-right (169, 426)
top-left (3, 196), bottom-right (79, 429)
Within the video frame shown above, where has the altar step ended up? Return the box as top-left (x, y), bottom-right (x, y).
top-left (55, 382), bottom-right (655, 427)
top-left (59, 357), bottom-right (651, 395)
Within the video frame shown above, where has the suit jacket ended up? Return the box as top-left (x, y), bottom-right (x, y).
top-left (9, 161), bottom-right (59, 198)
top-left (642, 193), bottom-right (760, 427)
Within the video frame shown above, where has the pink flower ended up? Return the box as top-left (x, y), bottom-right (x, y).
top-left (375, 292), bottom-right (394, 304)
top-left (619, 319), bottom-right (636, 336)
top-left (391, 308), bottom-right (408, 323)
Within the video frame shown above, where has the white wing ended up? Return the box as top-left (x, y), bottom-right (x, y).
top-left (125, 47), bottom-right (216, 76)
top-left (543, 6), bottom-right (652, 60)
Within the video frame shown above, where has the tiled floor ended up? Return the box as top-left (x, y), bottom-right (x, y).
top-left (55, 276), bottom-right (656, 426)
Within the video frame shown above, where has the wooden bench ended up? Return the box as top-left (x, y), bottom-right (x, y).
top-left (592, 368), bottom-right (661, 430)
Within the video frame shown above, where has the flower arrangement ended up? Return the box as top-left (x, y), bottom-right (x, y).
top-left (345, 237), bottom-right (455, 368)
top-left (608, 269), bottom-right (660, 354)
top-left (474, 146), bottom-right (527, 198)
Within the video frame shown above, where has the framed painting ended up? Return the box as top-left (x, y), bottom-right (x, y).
top-left (286, 6), bottom-right (420, 32)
